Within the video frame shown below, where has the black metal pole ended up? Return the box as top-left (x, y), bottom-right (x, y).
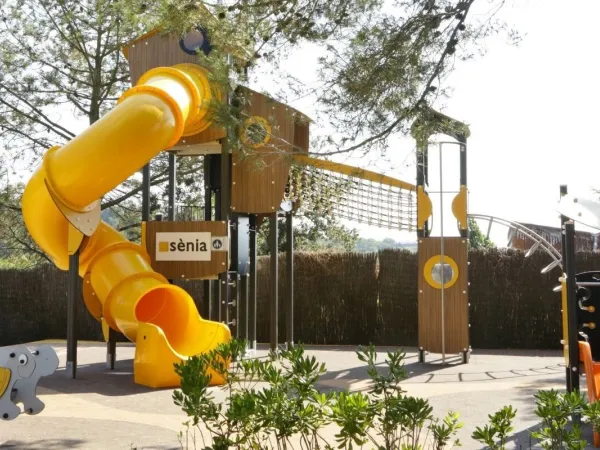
top-left (66, 251), bottom-right (79, 378)
top-left (560, 185), bottom-right (568, 251)
top-left (219, 133), bottom-right (232, 327)
top-left (228, 213), bottom-right (240, 335)
top-left (286, 210), bottom-right (294, 347)
top-left (239, 273), bottom-right (246, 341)
top-left (241, 274), bottom-right (249, 345)
top-left (168, 152), bottom-right (176, 221)
top-left (416, 140), bottom-right (429, 238)
top-left (249, 214), bottom-right (258, 350)
top-left (220, 146), bottom-right (231, 223)
top-left (106, 329), bottom-right (117, 370)
top-left (232, 272), bottom-right (240, 338)
top-left (560, 185), bottom-right (571, 390)
top-left (165, 153), bottom-right (177, 285)
top-left (203, 155), bottom-right (213, 320)
top-left (564, 220), bottom-right (580, 394)
top-left (458, 138), bottom-right (468, 239)
top-left (142, 164), bottom-right (151, 222)
top-left (270, 212), bottom-right (279, 352)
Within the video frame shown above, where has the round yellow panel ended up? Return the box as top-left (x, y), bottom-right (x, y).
top-left (423, 254), bottom-right (459, 290)
top-left (240, 116), bottom-right (271, 149)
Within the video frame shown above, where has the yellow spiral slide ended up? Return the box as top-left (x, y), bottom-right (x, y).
top-left (20, 64), bottom-right (231, 388)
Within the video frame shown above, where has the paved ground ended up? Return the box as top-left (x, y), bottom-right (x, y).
top-left (0, 341), bottom-right (593, 449)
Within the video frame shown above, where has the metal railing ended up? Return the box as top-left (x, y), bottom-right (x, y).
top-left (468, 213), bottom-right (563, 273)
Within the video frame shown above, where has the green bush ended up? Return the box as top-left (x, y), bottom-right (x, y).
top-left (170, 340), bottom-right (597, 450)
top-left (172, 340), bottom-right (463, 449)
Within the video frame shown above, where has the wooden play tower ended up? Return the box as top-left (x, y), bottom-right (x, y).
top-left (412, 108), bottom-right (471, 364)
top-left (120, 26), bottom-right (311, 351)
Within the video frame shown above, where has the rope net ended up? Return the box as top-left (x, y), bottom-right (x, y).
top-left (287, 157), bottom-right (417, 231)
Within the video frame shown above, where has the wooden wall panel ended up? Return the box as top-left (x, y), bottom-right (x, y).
top-left (294, 121), bottom-right (310, 153)
top-left (418, 237), bottom-right (469, 354)
top-left (231, 89), bottom-right (297, 214)
top-left (144, 221), bottom-right (229, 280)
top-left (125, 32), bottom-right (226, 147)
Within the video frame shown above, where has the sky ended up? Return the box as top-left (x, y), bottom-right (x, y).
top-left (249, 0), bottom-right (600, 246)
top-left (6, 0), bottom-right (600, 247)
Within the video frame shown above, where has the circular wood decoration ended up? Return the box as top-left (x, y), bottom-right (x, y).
top-left (179, 27), bottom-right (212, 56)
top-left (240, 116), bottom-right (271, 149)
top-left (423, 254), bottom-right (459, 290)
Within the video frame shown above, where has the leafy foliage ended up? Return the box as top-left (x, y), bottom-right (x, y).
top-left (257, 211), bottom-right (359, 255)
top-left (0, 179), bottom-right (49, 267)
top-left (469, 218), bottom-right (495, 250)
top-left (0, 0), bottom-right (206, 254)
top-left (133, 0), bottom-right (520, 159)
top-left (531, 390), bottom-right (587, 450)
top-left (172, 340), bottom-right (600, 450)
top-left (0, 0), bottom-right (141, 156)
top-left (172, 340), bottom-right (464, 449)
top-left (0, 0), bottom-right (519, 264)
top-left (471, 405), bottom-right (516, 450)
top-left (355, 238), bottom-right (416, 253)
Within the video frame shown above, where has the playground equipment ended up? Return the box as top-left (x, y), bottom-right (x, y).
top-left (18, 22), bottom-right (573, 390)
top-left (18, 24), bottom-right (318, 388)
top-left (550, 185), bottom-right (600, 447)
top-left (555, 187), bottom-right (600, 387)
top-left (411, 109), bottom-right (471, 364)
top-left (21, 60), bottom-right (235, 388)
top-left (0, 344), bottom-right (59, 420)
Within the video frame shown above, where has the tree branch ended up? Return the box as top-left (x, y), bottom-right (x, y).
top-left (118, 222), bottom-right (141, 232)
top-left (312, 1), bottom-right (476, 156)
top-left (0, 82), bottom-right (76, 140)
top-left (101, 163), bottom-right (203, 209)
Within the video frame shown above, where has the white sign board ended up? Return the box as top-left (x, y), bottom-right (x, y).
top-left (155, 232), bottom-right (212, 261)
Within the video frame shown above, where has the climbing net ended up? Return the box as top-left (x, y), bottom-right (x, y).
top-left (287, 156), bottom-right (417, 231)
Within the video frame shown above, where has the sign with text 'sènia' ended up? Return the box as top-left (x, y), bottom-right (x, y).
top-left (155, 232), bottom-right (228, 261)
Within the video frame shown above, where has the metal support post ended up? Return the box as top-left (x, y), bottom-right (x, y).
top-left (458, 140), bottom-right (468, 239)
top-left (232, 272), bottom-right (240, 337)
top-left (219, 273), bottom-right (228, 324)
top-left (270, 212), bottom-right (279, 352)
top-left (66, 251), bottom-right (79, 378)
top-left (560, 185), bottom-right (571, 390)
top-left (203, 156), bottom-right (213, 320)
top-left (438, 143), bottom-right (446, 364)
top-left (167, 152), bottom-right (176, 221)
top-left (564, 220), bottom-right (581, 425)
top-left (249, 215), bottom-right (258, 350)
top-left (286, 210), bottom-right (294, 347)
top-left (565, 220), bottom-right (580, 392)
top-left (106, 329), bottom-right (117, 370)
top-left (166, 153), bottom-right (176, 285)
top-left (142, 164), bottom-right (150, 222)
top-left (217, 135), bottom-right (232, 326)
top-left (240, 274), bottom-right (249, 345)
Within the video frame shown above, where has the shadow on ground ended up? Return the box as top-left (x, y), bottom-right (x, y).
top-left (489, 420), bottom-right (595, 450)
top-left (1, 440), bottom-right (180, 450)
top-left (0, 439), bottom-right (88, 449)
top-left (315, 353), bottom-right (565, 392)
top-left (37, 357), bottom-right (169, 397)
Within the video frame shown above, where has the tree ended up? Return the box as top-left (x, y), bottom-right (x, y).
top-left (0, 177), bottom-right (50, 268)
top-left (140, 0), bottom-right (519, 159)
top-left (0, 0), bottom-right (518, 263)
top-left (468, 217), bottom-right (494, 250)
top-left (257, 211), bottom-right (359, 255)
top-left (0, 0), bottom-right (207, 258)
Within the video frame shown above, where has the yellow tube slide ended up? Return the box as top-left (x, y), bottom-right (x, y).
top-left (21, 63), bottom-right (231, 388)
